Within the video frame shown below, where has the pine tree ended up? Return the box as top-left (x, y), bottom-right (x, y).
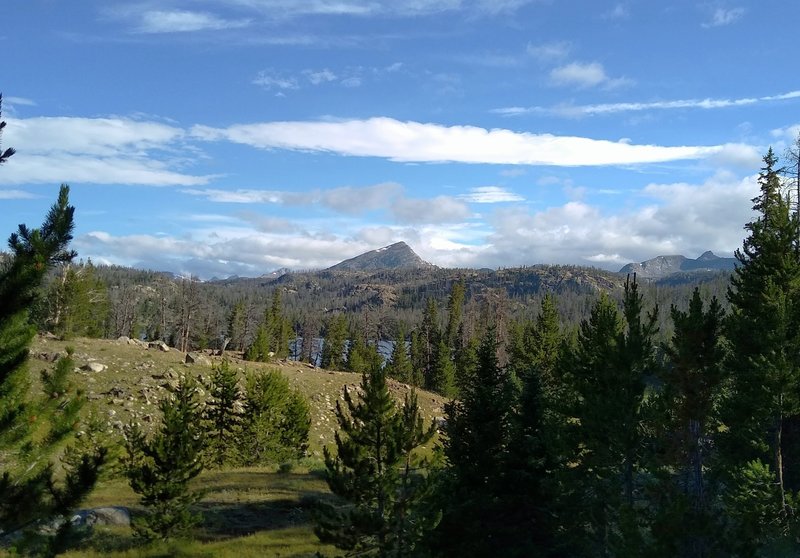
top-left (385, 325), bottom-right (413, 384)
top-left (244, 323), bottom-right (270, 362)
top-left (125, 374), bottom-right (206, 540)
top-left (315, 364), bottom-right (436, 556)
top-left (566, 278), bottom-right (658, 555)
top-left (0, 185), bottom-right (105, 541)
top-left (321, 314), bottom-right (348, 370)
top-left (650, 288), bottom-right (726, 557)
top-left (203, 359), bottom-right (245, 467)
top-left (721, 148), bottom-right (800, 546)
top-left (420, 299), bottom-right (440, 387)
top-left (433, 327), bottom-right (524, 556)
top-left (236, 370), bottom-right (310, 465)
top-left (426, 338), bottom-right (456, 397)
top-left (444, 281), bottom-right (465, 353)
top-left (409, 330), bottom-right (425, 387)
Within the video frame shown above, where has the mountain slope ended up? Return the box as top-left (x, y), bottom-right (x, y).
top-left (326, 242), bottom-right (436, 271)
top-left (619, 251), bottom-right (736, 279)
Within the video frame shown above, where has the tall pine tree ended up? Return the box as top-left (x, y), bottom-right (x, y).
top-left (722, 148), bottom-right (800, 547)
top-left (316, 364), bottom-right (436, 556)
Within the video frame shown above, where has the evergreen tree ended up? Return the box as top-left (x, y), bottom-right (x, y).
top-left (426, 338), bottom-right (456, 397)
top-left (203, 359), bottom-right (245, 467)
top-left (650, 289), bottom-right (727, 557)
top-left (433, 327), bottom-right (524, 556)
top-left (0, 185), bottom-right (105, 543)
top-left (347, 332), bottom-right (383, 375)
top-left (321, 314), bottom-right (348, 370)
top-left (236, 370), bottom-right (310, 465)
top-left (315, 365), bottom-right (436, 556)
top-left (722, 148), bottom-right (800, 546)
top-left (125, 374), bottom-right (206, 540)
top-left (39, 260), bottom-right (109, 339)
top-left (420, 299), bottom-right (440, 387)
top-left (226, 299), bottom-right (247, 351)
top-left (409, 330), bottom-right (425, 387)
top-left (244, 323), bottom-right (270, 362)
top-left (444, 281), bottom-right (465, 354)
top-left (566, 277), bottom-right (658, 555)
top-left (385, 325), bottom-right (413, 384)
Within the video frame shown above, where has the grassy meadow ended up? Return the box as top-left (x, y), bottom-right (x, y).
top-left (14, 335), bottom-right (448, 557)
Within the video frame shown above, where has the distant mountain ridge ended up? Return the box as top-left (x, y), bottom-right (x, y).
top-left (326, 242), bottom-right (436, 271)
top-left (619, 251), bottom-right (736, 279)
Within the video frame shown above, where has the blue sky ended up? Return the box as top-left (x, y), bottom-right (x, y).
top-left (2, 0), bottom-right (799, 278)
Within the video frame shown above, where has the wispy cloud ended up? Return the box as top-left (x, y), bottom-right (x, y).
top-left (191, 117), bottom-right (721, 166)
top-left (549, 61), bottom-right (632, 90)
top-left (492, 89), bottom-right (800, 117)
top-left (460, 186), bottom-right (524, 203)
top-left (603, 3), bottom-right (629, 20)
top-left (252, 70), bottom-right (299, 91)
top-left (0, 189), bottom-right (37, 199)
top-left (182, 182), bottom-right (469, 225)
top-left (703, 7), bottom-right (745, 28)
top-left (4, 96), bottom-right (36, 107)
top-left (135, 10), bottom-right (251, 33)
top-left (224, 0), bottom-right (534, 18)
top-left (526, 41), bottom-right (571, 63)
top-left (0, 116), bottom-right (211, 186)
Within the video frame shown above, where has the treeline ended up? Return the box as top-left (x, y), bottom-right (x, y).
top-left (26, 245), bottom-right (732, 373)
top-left (314, 149), bottom-right (800, 556)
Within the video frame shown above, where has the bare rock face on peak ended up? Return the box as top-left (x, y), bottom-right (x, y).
top-left (327, 242), bottom-right (436, 271)
top-left (619, 251), bottom-right (736, 279)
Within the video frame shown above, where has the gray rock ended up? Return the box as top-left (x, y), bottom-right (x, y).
top-left (185, 352), bottom-right (211, 366)
top-left (81, 362), bottom-right (107, 373)
top-left (148, 341), bottom-right (170, 352)
top-left (71, 506), bottom-right (131, 527)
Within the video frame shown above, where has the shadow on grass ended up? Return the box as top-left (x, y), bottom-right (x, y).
top-left (195, 492), bottom-right (337, 543)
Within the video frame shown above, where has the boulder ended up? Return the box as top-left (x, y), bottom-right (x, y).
top-left (148, 341), bottom-right (170, 352)
top-left (185, 352), bottom-right (211, 366)
top-left (80, 362), bottom-right (107, 373)
top-left (71, 506), bottom-right (131, 527)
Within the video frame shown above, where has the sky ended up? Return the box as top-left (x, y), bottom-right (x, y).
top-left (2, 0), bottom-right (799, 279)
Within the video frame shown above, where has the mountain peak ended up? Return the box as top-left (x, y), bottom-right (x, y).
top-left (697, 250), bottom-right (719, 261)
top-left (327, 242), bottom-right (436, 271)
top-left (619, 250), bottom-right (735, 279)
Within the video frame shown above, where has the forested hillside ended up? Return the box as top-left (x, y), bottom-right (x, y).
top-left (6, 141), bottom-right (800, 556)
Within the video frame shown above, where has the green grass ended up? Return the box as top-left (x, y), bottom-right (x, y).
top-left (22, 336), bottom-right (446, 556)
top-left (58, 465), bottom-right (337, 557)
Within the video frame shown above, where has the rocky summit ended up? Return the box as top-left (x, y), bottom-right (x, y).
top-left (326, 242), bottom-right (436, 271)
top-left (619, 251), bottom-right (736, 279)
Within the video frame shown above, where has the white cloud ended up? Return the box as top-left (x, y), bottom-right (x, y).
top-left (703, 7), bottom-right (745, 28)
top-left (3, 96), bottom-right (36, 107)
top-left (0, 189), bottom-right (37, 199)
top-left (460, 186), bottom-right (524, 203)
top-left (224, 0), bottom-right (532, 18)
top-left (603, 3), bottom-right (629, 20)
top-left (182, 182), bottom-right (403, 214)
top-left (0, 116), bottom-right (211, 186)
top-left (136, 10), bottom-right (250, 33)
top-left (549, 61), bottom-right (632, 90)
top-left (252, 70), bottom-right (299, 90)
top-left (492, 89), bottom-right (800, 118)
top-left (191, 117), bottom-right (722, 166)
top-left (475, 171), bottom-right (758, 269)
top-left (391, 195), bottom-right (471, 224)
top-left (340, 77), bottom-right (363, 88)
top-left (304, 68), bottom-right (337, 85)
top-left (526, 41), bottom-right (571, 62)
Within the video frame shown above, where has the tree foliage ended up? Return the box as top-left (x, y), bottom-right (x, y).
top-left (316, 364), bottom-right (436, 556)
top-left (125, 374), bottom-right (206, 540)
